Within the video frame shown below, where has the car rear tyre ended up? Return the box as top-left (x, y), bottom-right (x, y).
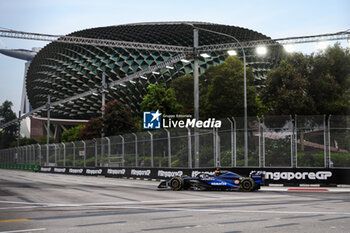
top-left (169, 177), bottom-right (184, 191)
top-left (240, 178), bottom-right (255, 192)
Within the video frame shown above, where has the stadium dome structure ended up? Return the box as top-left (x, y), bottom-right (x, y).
top-left (26, 22), bottom-right (284, 119)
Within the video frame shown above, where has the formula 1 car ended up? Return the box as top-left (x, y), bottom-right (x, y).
top-left (158, 170), bottom-right (264, 192)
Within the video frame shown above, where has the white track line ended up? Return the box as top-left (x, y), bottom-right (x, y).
top-left (85, 205), bottom-right (350, 216)
top-left (0, 228), bottom-right (46, 233)
top-left (0, 194), bottom-right (287, 210)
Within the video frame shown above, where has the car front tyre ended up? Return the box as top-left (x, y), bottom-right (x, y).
top-left (169, 177), bottom-right (184, 191)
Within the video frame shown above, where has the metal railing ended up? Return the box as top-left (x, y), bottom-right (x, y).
top-left (0, 115), bottom-right (349, 168)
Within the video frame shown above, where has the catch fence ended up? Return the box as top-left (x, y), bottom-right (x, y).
top-left (0, 115), bottom-right (349, 168)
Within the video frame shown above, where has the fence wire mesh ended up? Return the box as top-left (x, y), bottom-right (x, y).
top-left (1, 115), bottom-right (349, 168)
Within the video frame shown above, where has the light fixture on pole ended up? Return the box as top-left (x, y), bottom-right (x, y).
top-left (317, 41), bottom-right (329, 50)
top-left (188, 24), bottom-right (249, 167)
top-left (283, 44), bottom-right (295, 53)
top-left (200, 53), bottom-right (210, 58)
top-left (227, 50), bottom-right (237, 56)
top-left (256, 46), bottom-right (267, 55)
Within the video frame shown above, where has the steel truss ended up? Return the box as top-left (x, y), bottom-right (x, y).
top-left (1, 29), bottom-right (349, 54)
top-left (0, 28), bottom-right (349, 129)
top-left (0, 29), bottom-right (193, 53)
top-left (198, 31), bottom-right (350, 52)
top-left (0, 53), bottom-right (186, 128)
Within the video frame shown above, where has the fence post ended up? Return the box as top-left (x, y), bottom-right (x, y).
top-left (326, 115), bottom-right (332, 167)
top-left (46, 144), bottom-right (49, 166)
top-left (18, 147), bottom-right (21, 164)
top-left (32, 144), bottom-right (35, 165)
top-left (187, 128), bottom-right (192, 168)
top-left (93, 139), bottom-right (97, 167)
top-left (27, 145), bottom-right (31, 165)
top-left (258, 116), bottom-right (265, 168)
top-left (258, 116), bottom-right (262, 167)
top-left (71, 142), bottom-right (76, 167)
top-left (106, 137), bottom-right (112, 167)
top-left (147, 132), bottom-right (153, 167)
top-left (61, 142), bottom-right (66, 167)
top-left (262, 117), bottom-right (265, 168)
top-left (295, 115), bottom-right (298, 167)
top-left (25, 146), bottom-right (28, 165)
top-left (164, 128), bottom-right (171, 168)
top-left (213, 128), bottom-right (216, 167)
top-left (227, 118), bottom-right (234, 167)
top-left (28, 145), bottom-right (31, 165)
top-left (290, 115), bottom-right (293, 168)
top-left (31, 145), bottom-right (34, 165)
top-left (215, 128), bottom-right (220, 167)
top-left (290, 115), bottom-right (297, 168)
top-left (54, 144), bottom-right (58, 165)
top-left (132, 133), bottom-right (138, 167)
top-left (37, 144), bottom-right (41, 166)
top-left (82, 140), bottom-right (86, 168)
top-left (22, 146), bottom-right (25, 164)
top-left (17, 147), bottom-right (20, 164)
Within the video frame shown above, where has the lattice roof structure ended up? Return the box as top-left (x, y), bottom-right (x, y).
top-left (26, 22), bottom-right (284, 119)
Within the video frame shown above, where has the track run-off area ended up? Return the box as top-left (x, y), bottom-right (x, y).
top-left (0, 170), bottom-right (349, 233)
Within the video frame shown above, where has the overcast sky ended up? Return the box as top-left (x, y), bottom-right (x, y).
top-left (0, 0), bottom-right (349, 114)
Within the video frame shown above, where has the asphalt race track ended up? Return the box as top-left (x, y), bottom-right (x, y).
top-left (0, 170), bottom-right (349, 233)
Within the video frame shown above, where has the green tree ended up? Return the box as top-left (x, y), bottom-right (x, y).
top-left (171, 74), bottom-right (194, 114)
top-left (79, 100), bottom-right (138, 140)
top-left (103, 99), bottom-right (137, 136)
top-left (38, 136), bottom-right (55, 144)
top-left (0, 101), bottom-right (17, 149)
top-left (79, 117), bottom-right (101, 140)
top-left (9, 137), bottom-right (37, 147)
top-left (140, 83), bottom-right (183, 115)
top-left (61, 125), bottom-right (85, 142)
top-left (202, 56), bottom-right (262, 118)
top-left (260, 53), bottom-right (316, 115)
top-left (261, 45), bottom-right (350, 115)
top-left (308, 44), bottom-right (350, 115)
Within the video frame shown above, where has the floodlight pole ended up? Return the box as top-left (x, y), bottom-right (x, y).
top-left (17, 110), bottom-right (21, 147)
top-left (191, 26), bottom-right (248, 167)
top-left (46, 95), bottom-right (51, 165)
top-left (101, 73), bottom-right (106, 167)
top-left (193, 28), bottom-right (200, 168)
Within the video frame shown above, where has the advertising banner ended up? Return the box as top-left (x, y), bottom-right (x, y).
top-left (39, 166), bottom-right (350, 185)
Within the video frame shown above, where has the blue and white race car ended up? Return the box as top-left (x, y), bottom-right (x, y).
top-left (158, 170), bottom-right (264, 192)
